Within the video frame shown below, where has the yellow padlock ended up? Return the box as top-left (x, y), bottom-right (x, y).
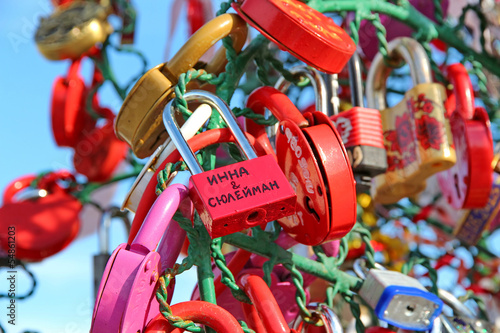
top-left (35, 2), bottom-right (113, 61)
top-left (115, 13), bottom-right (248, 159)
top-left (366, 37), bottom-right (456, 204)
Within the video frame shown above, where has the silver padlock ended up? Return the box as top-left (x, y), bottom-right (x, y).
top-left (356, 263), bottom-right (443, 331)
top-left (292, 302), bottom-right (344, 333)
top-left (93, 207), bottom-right (131, 300)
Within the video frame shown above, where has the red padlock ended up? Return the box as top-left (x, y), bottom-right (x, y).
top-left (232, 0), bottom-right (355, 74)
top-left (365, 328), bottom-right (397, 333)
top-left (437, 63), bottom-right (493, 208)
top-left (51, 58), bottom-right (97, 148)
top-left (246, 86), bottom-right (356, 245)
top-left (0, 171), bottom-right (82, 261)
top-left (73, 108), bottom-right (128, 182)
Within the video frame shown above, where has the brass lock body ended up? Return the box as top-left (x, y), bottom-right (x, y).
top-left (115, 13), bottom-right (248, 158)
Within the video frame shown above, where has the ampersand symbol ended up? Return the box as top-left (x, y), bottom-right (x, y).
top-left (231, 181), bottom-right (240, 190)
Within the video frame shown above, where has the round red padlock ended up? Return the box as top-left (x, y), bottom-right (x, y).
top-left (51, 58), bottom-right (97, 148)
top-left (73, 109), bottom-right (128, 182)
top-left (232, 0), bottom-right (355, 74)
top-left (0, 171), bottom-right (82, 261)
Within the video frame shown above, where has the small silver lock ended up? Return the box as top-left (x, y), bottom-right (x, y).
top-left (357, 266), bottom-right (443, 331)
top-left (292, 302), bottom-right (344, 333)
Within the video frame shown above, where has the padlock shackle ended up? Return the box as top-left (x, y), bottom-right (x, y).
top-left (348, 52), bottom-right (365, 108)
top-left (437, 289), bottom-right (476, 319)
top-left (275, 65), bottom-right (330, 115)
top-left (446, 63), bottom-right (475, 120)
top-left (163, 90), bottom-right (257, 175)
top-left (353, 258), bottom-right (386, 279)
top-left (98, 207), bottom-right (131, 254)
top-left (366, 37), bottom-right (432, 111)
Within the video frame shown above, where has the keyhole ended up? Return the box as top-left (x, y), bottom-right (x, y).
top-left (305, 196), bottom-right (320, 222)
top-left (405, 304), bottom-right (416, 317)
top-left (454, 173), bottom-right (461, 199)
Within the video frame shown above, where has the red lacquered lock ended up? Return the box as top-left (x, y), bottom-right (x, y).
top-left (232, 0), bottom-right (355, 74)
top-left (163, 90), bottom-right (297, 239)
top-left (0, 171), bottom-right (81, 261)
top-left (246, 86), bottom-right (356, 245)
top-left (73, 108), bottom-right (128, 182)
top-left (437, 63), bottom-right (493, 208)
top-left (145, 301), bottom-right (244, 333)
top-left (365, 328), bottom-right (397, 333)
top-left (51, 58), bottom-right (97, 147)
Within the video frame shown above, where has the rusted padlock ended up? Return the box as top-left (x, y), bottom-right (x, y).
top-left (232, 0), bottom-right (355, 74)
top-left (366, 37), bottom-right (456, 204)
top-left (437, 63), bottom-right (493, 209)
top-left (0, 171), bottom-right (82, 261)
top-left (331, 53), bottom-right (387, 192)
top-left (115, 13), bottom-right (248, 158)
top-left (163, 90), bottom-right (297, 238)
top-left (35, 1), bottom-right (113, 60)
top-left (246, 86), bottom-right (356, 245)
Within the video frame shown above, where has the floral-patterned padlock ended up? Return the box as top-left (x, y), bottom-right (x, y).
top-left (437, 63), bottom-right (493, 209)
top-left (0, 171), bottom-right (82, 261)
top-left (366, 37), bottom-right (456, 204)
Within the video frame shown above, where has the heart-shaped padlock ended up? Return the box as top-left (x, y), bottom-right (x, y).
top-left (73, 108), bottom-right (128, 182)
top-left (51, 58), bottom-right (97, 147)
top-left (232, 0), bottom-right (355, 74)
top-left (246, 86), bottom-right (356, 245)
top-left (437, 63), bottom-right (493, 209)
top-left (0, 171), bottom-right (81, 261)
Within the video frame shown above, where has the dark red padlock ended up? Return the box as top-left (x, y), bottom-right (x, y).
top-left (51, 58), bottom-right (97, 148)
top-left (73, 108), bottom-right (128, 182)
top-left (437, 63), bottom-right (493, 208)
top-left (365, 328), bottom-right (397, 333)
top-left (232, 0), bottom-right (355, 74)
top-left (0, 171), bottom-right (82, 261)
top-left (246, 86), bottom-right (356, 245)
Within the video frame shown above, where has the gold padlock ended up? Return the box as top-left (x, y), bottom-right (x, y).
top-left (115, 13), bottom-right (248, 159)
top-left (366, 37), bottom-right (456, 204)
top-left (35, 2), bottom-right (113, 61)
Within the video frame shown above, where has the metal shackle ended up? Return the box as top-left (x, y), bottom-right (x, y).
top-left (366, 37), bottom-right (433, 111)
top-left (293, 303), bottom-right (344, 333)
top-left (98, 206), bottom-right (131, 254)
top-left (437, 289), bottom-right (476, 319)
top-left (353, 258), bottom-right (386, 279)
top-left (163, 90), bottom-right (258, 175)
top-left (348, 52), bottom-right (365, 108)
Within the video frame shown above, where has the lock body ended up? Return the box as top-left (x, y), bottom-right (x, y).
top-left (331, 106), bottom-right (387, 191)
top-left (373, 83), bottom-right (455, 204)
top-left (190, 154), bottom-right (296, 238)
top-left (358, 269), bottom-right (443, 331)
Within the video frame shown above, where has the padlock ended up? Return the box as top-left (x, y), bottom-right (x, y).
top-left (35, 1), bottom-right (113, 60)
top-left (330, 53), bottom-right (387, 192)
top-left (91, 171), bottom-right (191, 333)
top-left (93, 207), bottom-right (130, 300)
top-left (145, 301), bottom-right (244, 333)
top-left (239, 274), bottom-right (291, 333)
top-left (73, 109), bottom-right (128, 182)
top-left (122, 103), bottom-right (212, 213)
top-left (436, 63), bottom-right (493, 209)
top-left (357, 268), bottom-right (443, 331)
top-left (232, 0), bottom-right (355, 74)
top-left (115, 13), bottom-right (248, 158)
top-left (292, 303), bottom-right (344, 333)
top-left (163, 90), bottom-right (297, 239)
top-left (366, 37), bottom-right (456, 204)
top-left (51, 58), bottom-right (97, 148)
top-left (246, 86), bottom-right (356, 245)
top-left (0, 171), bottom-right (82, 261)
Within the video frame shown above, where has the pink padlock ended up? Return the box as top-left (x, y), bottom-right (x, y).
top-left (90, 172), bottom-right (192, 333)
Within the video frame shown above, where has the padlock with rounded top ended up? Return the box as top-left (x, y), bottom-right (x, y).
top-left (0, 171), bottom-right (81, 261)
top-left (246, 86), bottom-right (356, 245)
top-left (330, 53), bottom-right (387, 192)
top-left (91, 171), bottom-right (191, 333)
top-left (93, 207), bottom-right (130, 300)
top-left (35, 1), bottom-right (113, 60)
top-left (122, 103), bottom-right (212, 213)
top-left (437, 63), bottom-right (493, 209)
top-left (366, 37), bottom-right (456, 204)
top-left (292, 303), bottom-right (344, 333)
top-left (51, 58), bottom-right (97, 147)
top-left (115, 13), bottom-right (248, 158)
top-left (145, 301), bottom-right (244, 333)
top-left (163, 90), bottom-right (297, 239)
top-left (232, 0), bottom-right (355, 74)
